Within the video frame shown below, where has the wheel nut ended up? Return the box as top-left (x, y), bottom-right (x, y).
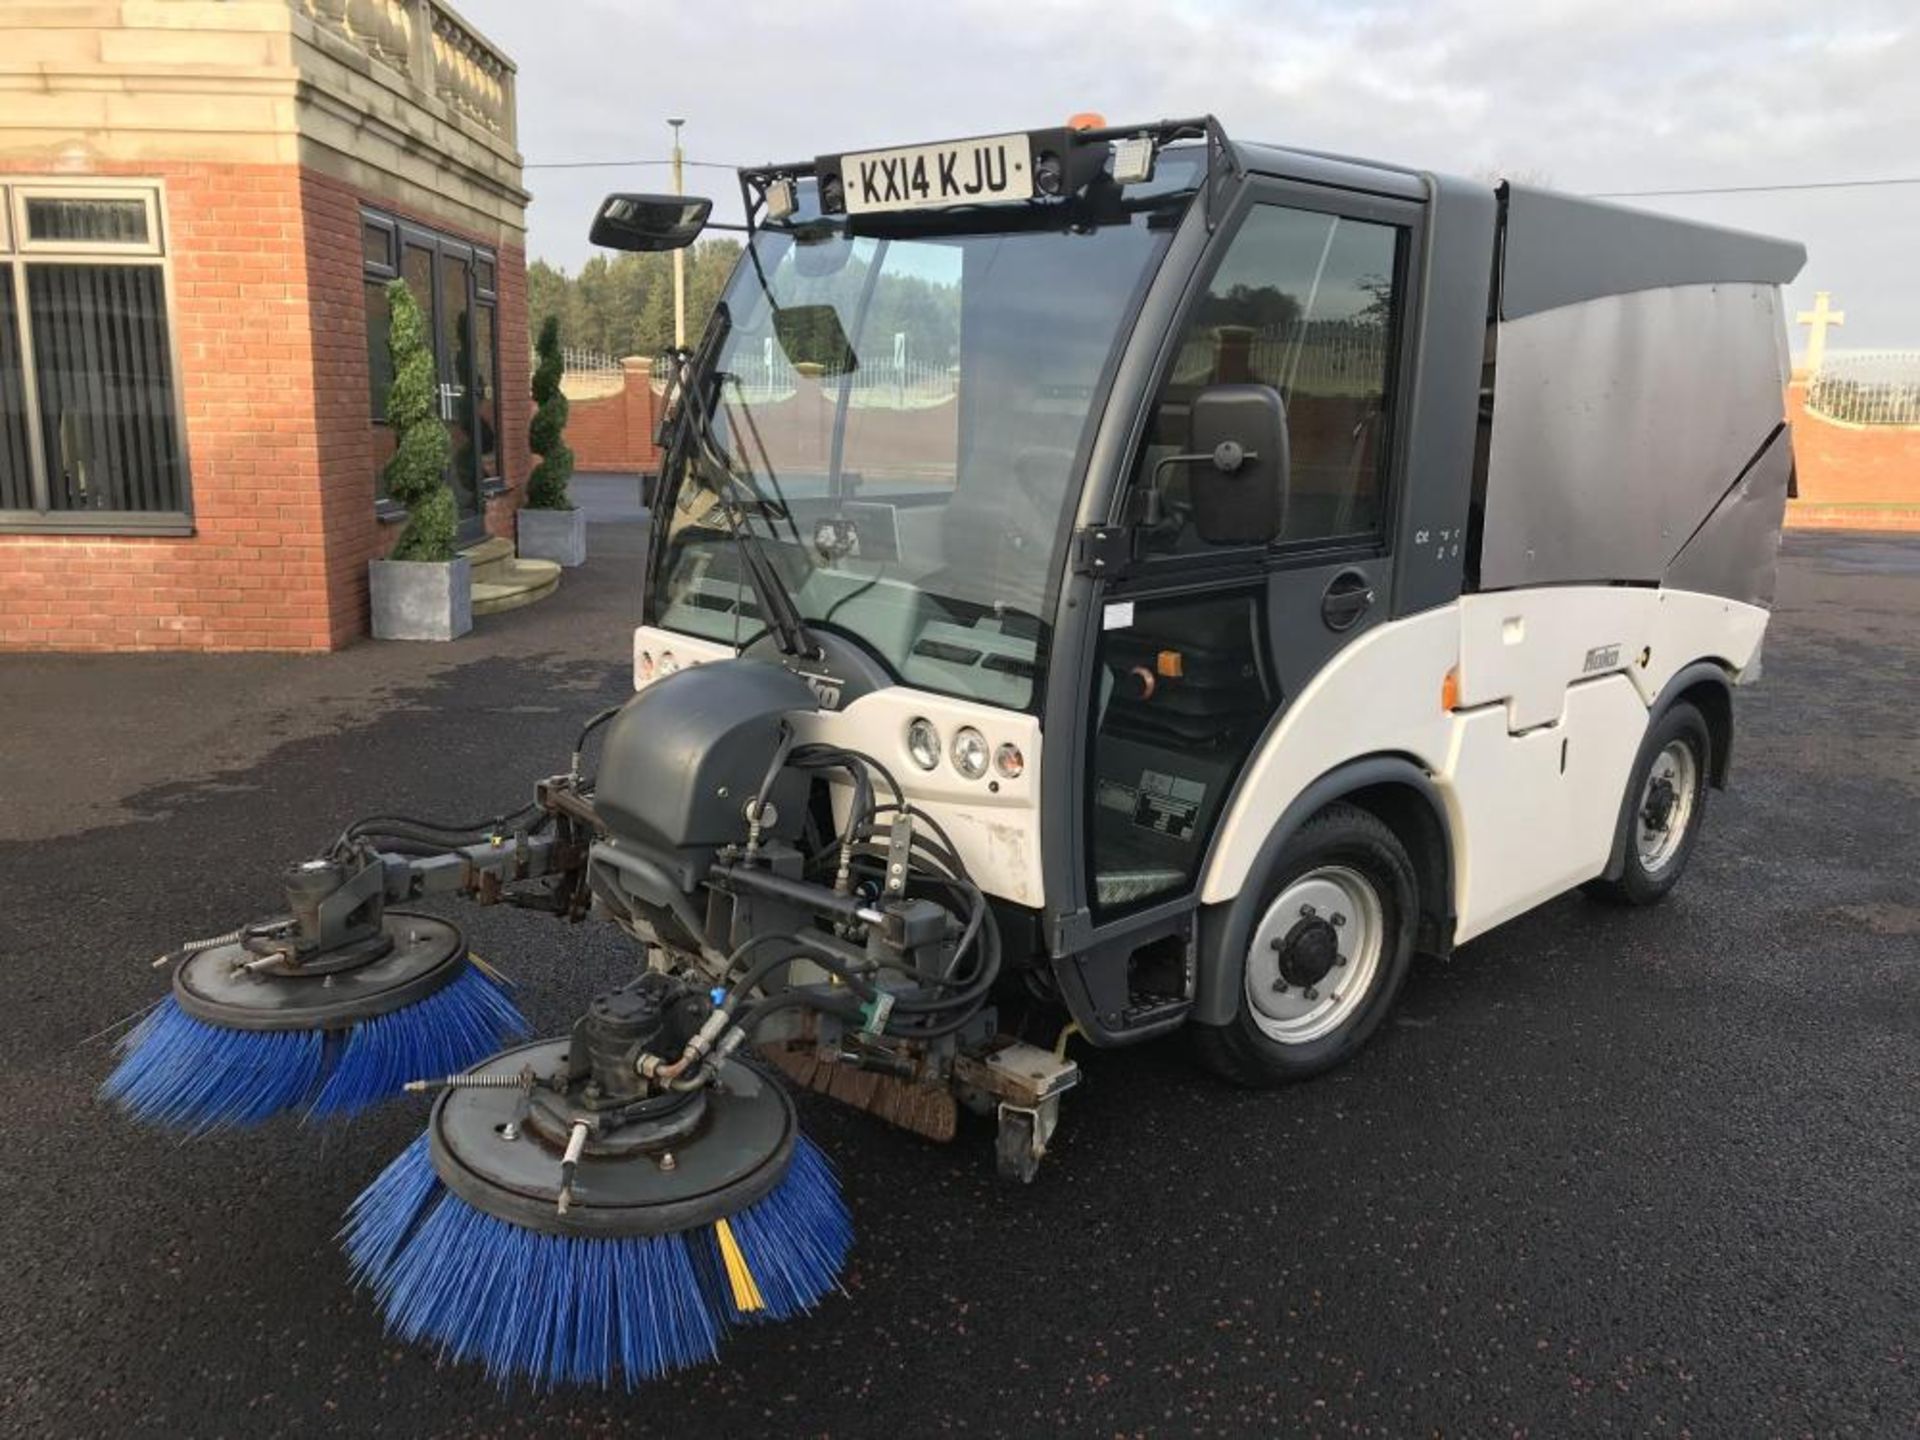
top-left (1271, 978), bottom-right (1288, 994)
top-left (1304, 987), bottom-right (1319, 1001)
top-left (1335, 954), bottom-right (1348, 967)
top-left (1300, 904), bottom-right (1317, 918)
top-left (1331, 914), bottom-right (1346, 928)
top-left (659, 1152), bottom-right (677, 1172)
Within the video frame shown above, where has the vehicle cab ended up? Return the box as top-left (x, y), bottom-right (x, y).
top-left (602, 115), bottom-right (1800, 1084)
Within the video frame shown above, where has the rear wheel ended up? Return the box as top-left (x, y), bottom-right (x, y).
top-left (1195, 804), bottom-right (1418, 1087)
top-left (1584, 702), bottom-right (1711, 907)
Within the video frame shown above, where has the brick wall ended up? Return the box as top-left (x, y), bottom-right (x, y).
top-left (567, 358), bottom-right (665, 474)
top-left (0, 161), bottom-right (336, 651)
top-left (1785, 379), bottom-right (1920, 531)
top-left (0, 161), bottom-right (531, 652)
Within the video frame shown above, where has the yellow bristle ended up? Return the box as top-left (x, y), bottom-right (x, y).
top-left (714, 1217), bottom-right (766, 1313)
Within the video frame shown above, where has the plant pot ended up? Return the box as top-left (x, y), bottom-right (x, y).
top-left (369, 556), bottom-right (473, 641)
top-left (517, 506), bottom-right (587, 568)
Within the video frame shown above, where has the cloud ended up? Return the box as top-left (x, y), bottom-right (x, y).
top-left (462, 0), bottom-right (1920, 347)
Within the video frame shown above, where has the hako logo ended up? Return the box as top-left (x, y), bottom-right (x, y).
top-left (798, 671), bottom-right (844, 709)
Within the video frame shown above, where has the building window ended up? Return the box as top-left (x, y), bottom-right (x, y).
top-left (0, 181), bottom-right (188, 534)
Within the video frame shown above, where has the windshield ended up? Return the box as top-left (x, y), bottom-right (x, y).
top-left (648, 153), bottom-right (1202, 710)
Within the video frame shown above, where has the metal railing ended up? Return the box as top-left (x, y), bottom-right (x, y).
top-left (1173, 320), bottom-right (1391, 397)
top-left (553, 347), bottom-right (623, 378)
top-left (548, 347), bottom-right (626, 400)
top-left (1805, 350), bottom-right (1920, 427)
top-left (729, 353), bottom-right (959, 409)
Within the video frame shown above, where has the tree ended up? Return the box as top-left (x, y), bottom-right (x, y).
top-left (527, 314), bottom-right (574, 509)
top-left (526, 259), bottom-right (572, 349)
top-left (381, 278), bottom-right (456, 561)
top-left (523, 240), bottom-right (747, 362)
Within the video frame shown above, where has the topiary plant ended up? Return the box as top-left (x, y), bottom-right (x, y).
top-left (382, 278), bottom-right (457, 562)
top-left (526, 314), bottom-right (575, 510)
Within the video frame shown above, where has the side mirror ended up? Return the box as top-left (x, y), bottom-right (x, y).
top-left (1186, 383), bottom-right (1289, 545)
top-left (590, 193), bottom-right (712, 252)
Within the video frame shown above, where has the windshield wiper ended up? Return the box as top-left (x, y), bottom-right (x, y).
top-left (665, 305), bottom-right (819, 660)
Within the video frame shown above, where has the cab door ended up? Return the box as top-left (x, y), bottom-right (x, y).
top-left (1058, 178), bottom-right (1420, 1040)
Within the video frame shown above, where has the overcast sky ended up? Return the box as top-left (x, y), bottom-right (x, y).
top-left (461, 0), bottom-right (1917, 353)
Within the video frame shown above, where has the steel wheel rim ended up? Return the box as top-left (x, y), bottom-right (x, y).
top-left (1244, 865), bottom-right (1385, 1045)
top-left (1635, 739), bottom-right (1699, 874)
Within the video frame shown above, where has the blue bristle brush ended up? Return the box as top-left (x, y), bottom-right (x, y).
top-left (339, 1038), bottom-right (852, 1389)
top-left (101, 915), bottom-right (525, 1136)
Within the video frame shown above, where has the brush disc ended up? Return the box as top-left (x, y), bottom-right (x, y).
top-left (103, 913), bottom-right (527, 1133)
top-left (173, 912), bottom-right (465, 1031)
top-left (428, 1038), bottom-right (796, 1238)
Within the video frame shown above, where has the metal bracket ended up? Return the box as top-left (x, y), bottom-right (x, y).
top-left (1072, 525), bottom-right (1133, 578)
top-left (1203, 114), bottom-right (1238, 234)
top-left (883, 811), bottom-right (914, 897)
top-left (994, 1099), bottom-right (1061, 1185)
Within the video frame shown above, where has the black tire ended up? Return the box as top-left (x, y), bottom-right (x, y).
top-left (1583, 702), bottom-right (1711, 908)
top-left (1194, 803), bottom-right (1418, 1088)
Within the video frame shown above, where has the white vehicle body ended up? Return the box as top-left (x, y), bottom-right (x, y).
top-left (631, 122), bottom-right (1803, 1058)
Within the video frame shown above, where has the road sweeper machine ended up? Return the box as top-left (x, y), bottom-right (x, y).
top-left (106, 117), bottom-right (1805, 1387)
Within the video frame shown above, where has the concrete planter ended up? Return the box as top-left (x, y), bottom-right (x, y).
top-left (369, 556), bottom-right (472, 641)
top-left (517, 506), bottom-right (586, 567)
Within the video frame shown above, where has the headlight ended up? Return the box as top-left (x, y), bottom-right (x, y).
top-left (907, 718), bottom-right (941, 771)
top-left (657, 651), bottom-right (680, 676)
top-left (993, 742), bottom-right (1025, 780)
top-left (951, 726), bottom-right (989, 780)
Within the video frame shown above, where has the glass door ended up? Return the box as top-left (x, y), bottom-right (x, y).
top-left (436, 244), bottom-right (481, 535)
top-left (392, 222), bottom-right (499, 546)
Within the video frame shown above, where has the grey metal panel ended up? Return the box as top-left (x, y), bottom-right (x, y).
top-left (1501, 185), bottom-right (1805, 319)
top-left (1479, 283), bottom-right (1790, 590)
top-left (1391, 172), bottom-right (1496, 616)
top-left (1663, 423), bottom-right (1793, 607)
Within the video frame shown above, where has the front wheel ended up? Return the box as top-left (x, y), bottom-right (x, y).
top-left (1583, 702), bottom-right (1711, 907)
top-left (1194, 803), bottom-right (1418, 1087)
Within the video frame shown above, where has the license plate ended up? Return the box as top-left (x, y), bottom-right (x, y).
top-left (839, 133), bottom-right (1034, 214)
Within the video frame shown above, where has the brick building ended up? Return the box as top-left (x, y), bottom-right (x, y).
top-left (0, 0), bottom-right (531, 651)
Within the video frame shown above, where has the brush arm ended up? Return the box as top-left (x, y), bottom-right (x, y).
top-left (259, 833), bottom-right (579, 968)
top-left (377, 832), bottom-right (567, 902)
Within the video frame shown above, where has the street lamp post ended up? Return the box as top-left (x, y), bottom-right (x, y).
top-left (668, 117), bottom-right (687, 349)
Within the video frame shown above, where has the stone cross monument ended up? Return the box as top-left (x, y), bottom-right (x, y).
top-left (1796, 291), bottom-right (1846, 375)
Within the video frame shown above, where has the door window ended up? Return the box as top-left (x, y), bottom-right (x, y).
top-left (1087, 588), bottom-right (1277, 915)
top-left (1135, 204), bottom-right (1403, 553)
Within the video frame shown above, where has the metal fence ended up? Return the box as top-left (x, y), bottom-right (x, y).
top-left (729, 352), bottom-right (958, 409)
top-left (549, 346), bottom-right (626, 399)
top-left (1806, 350), bottom-right (1920, 427)
top-left (1171, 319), bottom-right (1392, 397)
top-left (555, 346), bottom-right (623, 377)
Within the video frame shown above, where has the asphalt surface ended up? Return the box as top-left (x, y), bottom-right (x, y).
top-left (1, 506), bottom-right (1914, 1438)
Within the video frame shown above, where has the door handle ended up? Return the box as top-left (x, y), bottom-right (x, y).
top-left (1320, 568), bottom-right (1375, 632)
